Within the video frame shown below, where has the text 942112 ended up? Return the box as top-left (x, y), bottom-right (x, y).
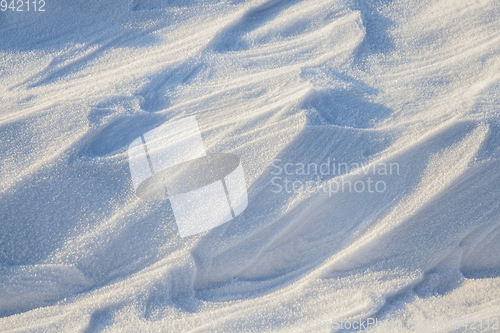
top-left (1, 0), bottom-right (45, 11)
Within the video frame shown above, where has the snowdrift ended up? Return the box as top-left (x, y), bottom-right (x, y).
top-left (1, 0), bottom-right (500, 331)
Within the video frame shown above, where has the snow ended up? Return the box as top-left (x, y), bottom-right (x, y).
top-left (1, 0), bottom-right (500, 331)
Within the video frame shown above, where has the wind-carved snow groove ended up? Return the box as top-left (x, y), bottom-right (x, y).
top-left (208, 0), bottom-right (365, 70)
top-left (191, 120), bottom-right (487, 300)
top-left (297, 122), bottom-right (489, 275)
top-left (56, 0), bottom-right (371, 309)
top-left (11, 35), bottom-right (126, 90)
top-left (131, 0), bottom-right (220, 11)
top-left (137, 0), bottom-right (365, 120)
top-left (2, 0), bottom-right (500, 330)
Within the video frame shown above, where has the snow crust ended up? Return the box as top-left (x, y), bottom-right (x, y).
top-left (1, 0), bottom-right (500, 331)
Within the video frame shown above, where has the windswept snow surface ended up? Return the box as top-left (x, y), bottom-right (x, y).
top-left (1, 0), bottom-right (500, 331)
